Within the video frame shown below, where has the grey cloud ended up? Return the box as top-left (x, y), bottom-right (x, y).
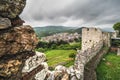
top-left (20, 0), bottom-right (120, 29)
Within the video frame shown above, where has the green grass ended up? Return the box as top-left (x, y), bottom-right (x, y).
top-left (96, 52), bottom-right (120, 80)
top-left (45, 50), bottom-right (77, 68)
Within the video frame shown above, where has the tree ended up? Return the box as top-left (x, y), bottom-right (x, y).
top-left (113, 22), bottom-right (120, 31)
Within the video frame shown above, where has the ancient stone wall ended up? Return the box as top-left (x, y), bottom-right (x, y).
top-left (102, 32), bottom-right (111, 47)
top-left (70, 27), bottom-right (111, 80)
top-left (30, 27), bottom-right (110, 80)
top-left (117, 48), bottom-right (120, 56)
top-left (82, 28), bottom-right (103, 50)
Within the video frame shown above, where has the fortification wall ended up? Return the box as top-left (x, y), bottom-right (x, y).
top-left (102, 32), bottom-right (111, 47)
top-left (21, 27), bottom-right (111, 80)
top-left (82, 28), bottom-right (103, 51)
top-left (72, 27), bottom-right (111, 80)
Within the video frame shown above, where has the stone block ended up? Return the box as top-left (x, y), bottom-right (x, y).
top-left (117, 48), bottom-right (120, 56)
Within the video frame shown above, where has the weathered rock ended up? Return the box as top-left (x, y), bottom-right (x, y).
top-left (0, 18), bottom-right (11, 29)
top-left (22, 52), bottom-right (46, 73)
top-left (0, 60), bottom-right (22, 78)
top-left (61, 73), bottom-right (69, 80)
top-left (35, 62), bottom-right (48, 80)
top-left (11, 16), bottom-right (25, 27)
top-left (55, 65), bottom-right (67, 73)
top-left (0, 0), bottom-right (26, 19)
top-left (0, 52), bottom-right (33, 80)
top-left (0, 24), bottom-right (38, 79)
top-left (0, 25), bottom-right (38, 57)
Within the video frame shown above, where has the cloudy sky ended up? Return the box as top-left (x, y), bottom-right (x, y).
top-left (20, 0), bottom-right (120, 31)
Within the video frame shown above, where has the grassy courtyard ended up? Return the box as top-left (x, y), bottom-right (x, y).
top-left (45, 50), bottom-right (77, 68)
top-left (96, 52), bottom-right (120, 80)
top-left (36, 40), bottom-right (81, 69)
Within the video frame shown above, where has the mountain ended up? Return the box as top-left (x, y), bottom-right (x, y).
top-left (34, 26), bottom-right (82, 38)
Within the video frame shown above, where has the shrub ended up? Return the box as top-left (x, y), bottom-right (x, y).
top-left (69, 53), bottom-right (76, 59)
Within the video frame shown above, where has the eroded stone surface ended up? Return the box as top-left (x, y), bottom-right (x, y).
top-left (35, 62), bottom-right (48, 80)
top-left (0, 52), bottom-right (33, 80)
top-left (0, 0), bottom-right (26, 19)
top-left (0, 25), bottom-right (38, 57)
top-left (22, 52), bottom-right (46, 73)
top-left (0, 18), bottom-right (11, 29)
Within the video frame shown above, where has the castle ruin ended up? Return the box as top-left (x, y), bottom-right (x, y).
top-left (21, 27), bottom-right (111, 80)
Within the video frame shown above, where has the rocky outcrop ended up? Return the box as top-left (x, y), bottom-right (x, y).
top-left (22, 52), bottom-right (48, 80)
top-left (0, 25), bottom-right (38, 80)
top-left (0, 0), bottom-right (26, 19)
top-left (0, 52), bottom-right (33, 80)
top-left (0, 0), bottom-right (39, 80)
top-left (0, 0), bottom-right (26, 27)
top-left (0, 25), bottom-right (38, 57)
top-left (22, 52), bottom-right (46, 73)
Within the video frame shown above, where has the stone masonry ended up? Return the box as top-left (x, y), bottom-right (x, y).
top-left (117, 48), bottom-right (120, 56)
top-left (30, 27), bottom-right (110, 80)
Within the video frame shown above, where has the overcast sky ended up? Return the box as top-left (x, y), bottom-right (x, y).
top-left (20, 0), bottom-right (120, 31)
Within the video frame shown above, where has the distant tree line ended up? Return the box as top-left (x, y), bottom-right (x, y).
top-left (36, 38), bottom-right (81, 52)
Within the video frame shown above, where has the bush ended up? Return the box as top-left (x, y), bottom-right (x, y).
top-left (36, 48), bottom-right (46, 52)
top-left (69, 53), bottom-right (76, 59)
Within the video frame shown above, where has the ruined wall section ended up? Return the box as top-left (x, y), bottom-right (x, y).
top-left (102, 32), bottom-right (111, 47)
top-left (21, 27), bottom-right (111, 80)
top-left (82, 28), bottom-right (103, 51)
top-left (72, 27), bottom-right (111, 80)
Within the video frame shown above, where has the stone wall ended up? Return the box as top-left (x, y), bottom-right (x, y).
top-left (72, 27), bottom-right (111, 80)
top-left (30, 27), bottom-right (110, 80)
top-left (22, 52), bottom-right (48, 80)
top-left (117, 48), bottom-right (120, 56)
top-left (102, 32), bottom-right (111, 47)
top-left (82, 28), bottom-right (103, 51)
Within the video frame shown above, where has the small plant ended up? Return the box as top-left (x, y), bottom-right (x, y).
top-left (69, 53), bottom-right (76, 59)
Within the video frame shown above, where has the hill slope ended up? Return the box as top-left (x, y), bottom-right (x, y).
top-left (34, 26), bottom-right (82, 38)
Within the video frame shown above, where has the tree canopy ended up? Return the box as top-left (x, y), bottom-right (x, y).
top-left (113, 22), bottom-right (120, 31)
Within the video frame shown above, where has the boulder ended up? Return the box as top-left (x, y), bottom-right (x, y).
top-left (0, 25), bottom-right (38, 57)
top-left (0, 0), bottom-right (26, 19)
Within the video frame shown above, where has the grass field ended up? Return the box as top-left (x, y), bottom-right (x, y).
top-left (45, 50), bottom-right (77, 68)
top-left (96, 52), bottom-right (120, 80)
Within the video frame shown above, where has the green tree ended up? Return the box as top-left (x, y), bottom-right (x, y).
top-left (113, 22), bottom-right (120, 32)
